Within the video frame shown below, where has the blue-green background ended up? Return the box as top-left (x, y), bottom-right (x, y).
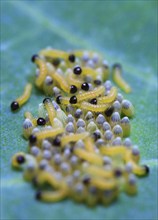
top-left (1, 1), bottom-right (158, 219)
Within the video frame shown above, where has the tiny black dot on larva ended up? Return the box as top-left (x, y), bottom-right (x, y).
top-left (10, 101), bottom-right (19, 111)
top-left (69, 96), bottom-right (77, 104)
top-left (35, 191), bottom-right (42, 200)
top-left (73, 66), bottom-right (82, 75)
top-left (70, 85), bottom-right (77, 94)
top-left (81, 82), bottom-right (89, 91)
top-left (43, 97), bottom-right (51, 104)
top-left (16, 155), bottom-right (25, 164)
top-left (29, 135), bottom-right (37, 144)
top-left (112, 63), bottom-right (122, 70)
top-left (37, 117), bottom-right (46, 126)
top-left (90, 98), bottom-right (97, 105)
top-left (56, 95), bottom-right (62, 104)
top-left (143, 165), bottom-right (150, 175)
top-left (105, 106), bottom-right (114, 117)
top-left (31, 54), bottom-right (39, 62)
top-left (69, 54), bottom-right (75, 63)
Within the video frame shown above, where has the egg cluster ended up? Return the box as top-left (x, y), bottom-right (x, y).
top-left (11, 48), bottom-right (149, 205)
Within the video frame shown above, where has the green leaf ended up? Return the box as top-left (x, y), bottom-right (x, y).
top-left (1, 1), bottom-right (157, 219)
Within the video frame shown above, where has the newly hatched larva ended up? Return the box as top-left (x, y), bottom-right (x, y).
top-left (29, 127), bottom-right (64, 143)
top-left (50, 71), bottom-right (70, 93)
top-left (10, 83), bottom-right (32, 111)
top-left (32, 55), bottom-right (48, 88)
top-left (24, 111), bottom-right (37, 127)
top-left (61, 132), bottom-right (89, 146)
top-left (121, 100), bottom-right (134, 118)
top-left (66, 69), bottom-right (84, 88)
top-left (98, 87), bottom-right (117, 104)
top-left (76, 85), bottom-right (105, 102)
top-left (43, 98), bottom-right (56, 126)
top-left (74, 148), bottom-right (103, 166)
top-left (80, 102), bottom-right (110, 112)
top-left (112, 63), bottom-right (131, 93)
top-left (39, 48), bottom-right (68, 60)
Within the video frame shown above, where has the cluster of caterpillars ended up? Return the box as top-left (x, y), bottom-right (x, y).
top-left (11, 48), bottom-right (149, 205)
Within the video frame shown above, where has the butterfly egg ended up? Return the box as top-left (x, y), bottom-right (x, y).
top-left (74, 140), bottom-right (85, 149)
top-left (86, 59), bottom-right (95, 69)
top-left (65, 175), bottom-right (74, 188)
top-left (113, 100), bottom-right (121, 113)
top-left (131, 145), bottom-right (140, 163)
top-left (53, 86), bottom-right (61, 97)
top-left (84, 75), bottom-right (92, 83)
top-left (110, 112), bottom-right (121, 127)
top-left (65, 122), bottom-right (75, 133)
top-left (112, 137), bottom-right (122, 146)
top-left (121, 100), bottom-right (134, 118)
top-left (23, 118), bottom-right (34, 139)
top-left (82, 51), bottom-right (89, 62)
top-left (76, 127), bottom-right (86, 133)
top-left (53, 118), bottom-right (63, 129)
top-left (76, 119), bottom-right (86, 128)
top-left (104, 130), bottom-right (113, 142)
top-left (23, 160), bottom-right (38, 181)
top-left (74, 109), bottom-right (83, 119)
top-left (43, 149), bottom-right (52, 160)
top-left (73, 170), bottom-right (81, 180)
top-left (121, 116), bottom-right (131, 137)
top-left (30, 146), bottom-right (41, 157)
top-left (116, 93), bottom-right (124, 103)
top-left (92, 53), bottom-right (99, 63)
top-left (87, 121), bottom-right (98, 133)
top-left (85, 111), bottom-right (94, 121)
top-left (60, 162), bottom-right (71, 175)
top-left (38, 159), bottom-right (49, 170)
top-left (104, 80), bottom-right (112, 91)
top-left (32, 127), bottom-right (40, 134)
top-left (43, 76), bottom-right (53, 95)
top-left (96, 114), bottom-right (106, 125)
top-left (42, 140), bottom-right (52, 150)
top-left (53, 153), bottom-right (62, 166)
top-left (63, 148), bottom-right (71, 159)
top-left (125, 162), bottom-right (133, 173)
top-left (70, 155), bottom-right (79, 167)
top-left (95, 138), bottom-right (105, 147)
top-left (92, 129), bottom-right (101, 141)
top-left (125, 174), bottom-right (137, 195)
top-left (66, 114), bottom-right (75, 123)
top-left (72, 183), bottom-right (86, 202)
top-left (102, 122), bottom-right (111, 131)
top-left (103, 156), bottom-right (112, 165)
top-left (65, 105), bottom-right (75, 114)
top-left (123, 138), bottom-right (132, 147)
top-left (112, 125), bottom-right (123, 138)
